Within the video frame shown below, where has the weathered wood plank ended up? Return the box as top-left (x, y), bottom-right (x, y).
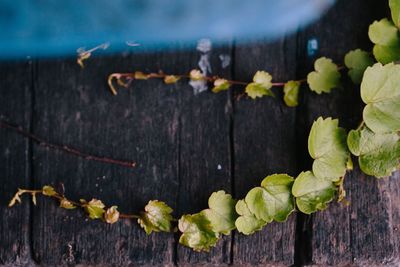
top-left (296, 0), bottom-right (397, 265)
top-left (0, 60), bottom-right (33, 265)
top-left (232, 36), bottom-right (298, 265)
top-left (31, 51), bottom-right (182, 265)
top-left (176, 42), bottom-right (233, 266)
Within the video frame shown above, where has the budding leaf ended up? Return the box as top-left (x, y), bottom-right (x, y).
top-left (164, 75), bottom-right (180, 84)
top-left (245, 71), bottom-right (274, 99)
top-left (104, 206), bottom-right (120, 224)
top-left (134, 71), bottom-right (149, 80)
top-left (189, 69), bottom-right (204, 80)
top-left (235, 200), bottom-right (267, 235)
top-left (347, 127), bottom-right (400, 178)
top-left (212, 79), bottom-right (231, 93)
top-left (81, 199), bottom-right (105, 219)
top-left (59, 198), bottom-right (76, 209)
top-left (178, 213), bottom-right (219, 252)
top-left (202, 190), bottom-right (237, 235)
top-left (361, 63), bottom-right (400, 133)
top-left (253, 71), bottom-right (272, 87)
top-left (344, 49), bottom-right (374, 84)
top-left (292, 171), bottom-right (336, 214)
top-left (283, 81), bottom-right (300, 107)
top-left (42, 185), bottom-right (57, 196)
top-left (308, 117), bottom-right (349, 182)
top-left (307, 57), bottom-right (341, 94)
top-left (138, 200), bottom-right (174, 234)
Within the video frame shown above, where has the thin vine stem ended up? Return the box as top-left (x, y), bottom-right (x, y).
top-left (0, 119), bottom-right (136, 169)
top-left (108, 71), bottom-right (310, 95)
top-left (9, 186), bottom-right (142, 220)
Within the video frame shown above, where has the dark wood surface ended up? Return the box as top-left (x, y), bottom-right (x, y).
top-left (1, 1), bottom-right (399, 266)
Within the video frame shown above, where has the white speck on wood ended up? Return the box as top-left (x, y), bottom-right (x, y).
top-left (190, 39), bottom-right (213, 95)
top-left (219, 54), bottom-right (231, 68)
top-left (189, 79), bottom-right (208, 95)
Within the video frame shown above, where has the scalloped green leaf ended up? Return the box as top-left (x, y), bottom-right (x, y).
top-left (244, 174), bottom-right (295, 222)
top-left (307, 57), bottom-right (341, 94)
top-left (344, 49), bottom-right (374, 84)
top-left (347, 127), bottom-right (400, 178)
top-left (373, 44), bottom-right (400, 64)
top-left (212, 79), bottom-right (231, 93)
top-left (81, 199), bottom-right (105, 219)
top-left (245, 83), bottom-right (274, 99)
top-left (253, 71), bottom-right (272, 88)
top-left (368, 18), bottom-right (400, 47)
top-left (245, 187), bottom-right (273, 222)
top-left (138, 200), bottom-right (174, 234)
top-left (390, 0), bottom-right (400, 28)
top-left (308, 117), bottom-right (349, 182)
top-left (292, 171), bottom-right (336, 214)
top-left (283, 81), bottom-right (300, 107)
top-left (360, 63), bottom-right (400, 133)
top-left (178, 213), bottom-right (219, 252)
top-left (202, 190), bottom-right (237, 235)
top-left (245, 71), bottom-right (274, 99)
top-left (235, 200), bottom-right (267, 235)
top-left (260, 174), bottom-right (295, 222)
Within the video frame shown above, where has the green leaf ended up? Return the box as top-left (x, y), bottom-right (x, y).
top-left (138, 200), bottom-right (174, 234)
top-left (42, 185), bottom-right (57, 196)
top-left (245, 174), bottom-right (295, 222)
top-left (245, 83), bottom-right (274, 99)
top-left (235, 200), bottom-right (267, 235)
top-left (283, 81), bottom-right (300, 107)
top-left (212, 79), bottom-right (231, 93)
top-left (178, 213), bottom-right (219, 252)
top-left (347, 127), bottom-right (400, 178)
top-left (308, 117), bottom-right (349, 182)
top-left (81, 199), bottom-right (105, 219)
top-left (253, 71), bottom-right (272, 88)
top-left (259, 174), bottom-right (295, 222)
top-left (292, 171), bottom-right (336, 214)
top-left (372, 44), bottom-right (400, 64)
top-left (245, 187), bottom-right (273, 222)
top-left (202, 190), bottom-right (237, 235)
top-left (390, 0), bottom-right (400, 28)
top-left (307, 57), bottom-right (341, 94)
top-left (369, 18), bottom-right (400, 47)
top-left (360, 63), bottom-right (400, 133)
top-left (245, 71), bottom-right (274, 99)
top-left (344, 49), bottom-right (374, 84)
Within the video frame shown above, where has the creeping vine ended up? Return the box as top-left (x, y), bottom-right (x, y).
top-left (7, 0), bottom-right (400, 252)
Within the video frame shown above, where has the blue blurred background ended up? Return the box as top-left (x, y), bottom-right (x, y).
top-left (0, 0), bottom-right (335, 59)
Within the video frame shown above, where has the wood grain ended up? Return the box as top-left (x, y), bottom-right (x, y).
top-left (232, 36), bottom-right (298, 266)
top-left (176, 43), bottom-right (233, 266)
top-left (1, 1), bottom-right (399, 265)
top-left (0, 60), bottom-right (33, 265)
top-left (296, 0), bottom-right (398, 265)
top-left (31, 50), bottom-right (182, 265)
